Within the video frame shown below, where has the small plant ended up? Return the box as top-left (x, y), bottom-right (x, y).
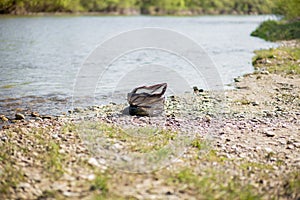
top-left (90, 173), bottom-right (109, 194)
top-left (45, 142), bottom-right (64, 178)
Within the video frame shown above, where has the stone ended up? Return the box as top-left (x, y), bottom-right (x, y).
top-left (234, 77), bottom-right (243, 82)
top-left (41, 115), bottom-right (53, 119)
top-left (18, 182), bottom-right (31, 189)
top-left (264, 130), bottom-right (275, 137)
top-left (293, 142), bottom-right (300, 148)
top-left (264, 147), bottom-right (273, 153)
top-left (261, 70), bottom-right (270, 75)
top-left (15, 113), bottom-right (25, 120)
top-left (0, 115), bottom-right (9, 122)
top-left (74, 107), bottom-right (84, 113)
top-left (88, 157), bottom-right (100, 167)
top-left (63, 191), bottom-right (80, 197)
top-left (87, 174), bottom-right (95, 181)
top-left (31, 111), bottom-right (40, 117)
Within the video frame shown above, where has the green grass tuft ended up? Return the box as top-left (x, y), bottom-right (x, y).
top-left (169, 168), bottom-right (262, 200)
top-left (253, 46), bottom-right (300, 74)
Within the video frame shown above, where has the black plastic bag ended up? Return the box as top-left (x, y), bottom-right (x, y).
top-left (127, 83), bottom-right (167, 116)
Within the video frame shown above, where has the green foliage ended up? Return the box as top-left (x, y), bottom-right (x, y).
top-left (251, 20), bottom-right (300, 41)
top-left (90, 173), bottom-right (109, 193)
top-left (0, 0), bottom-right (276, 15)
top-left (169, 168), bottom-right (262, 200)
top-left (274, 0), bottom-right (300, 20)
top-left (253, 46), bottom-right (300, 74)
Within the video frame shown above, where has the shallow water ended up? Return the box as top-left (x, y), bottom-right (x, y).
top-left (0, 15), bottom-right (277, 117)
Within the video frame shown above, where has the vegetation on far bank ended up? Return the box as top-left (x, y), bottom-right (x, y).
top-left (251, 0), bottom-right (299, 42)
top-left (0, 0), bottom-right (276, 15)
top-left (251, 20), bottom-right (300, 41)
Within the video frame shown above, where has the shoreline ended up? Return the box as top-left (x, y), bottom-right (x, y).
top-left (0, 12), bottom-right (274, 17)
top-left (1, 40), bottom-right (299, 199)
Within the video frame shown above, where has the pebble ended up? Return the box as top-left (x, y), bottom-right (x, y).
top-left (31, 112), bottom-right (40, 117)
top-left (63, 191), bottom-right (80, 197)
top-left (264, 147), bottom-right (273, 153)
top-left (87, 174), bottom-right (95, 181)
top-left (293, 143), bottom-right (300, 148)
top-left (42, 115), bottom-right (53, 120)
top-left (264, 130), bottom-right (276, 137)
top-left (1, 115), bottom-right (9, 121)
top-left (15, 113), bottom-right (25, 120)
top-left (88, 157), bottom-right (100, 167)
top-left (18, 182), bottom-right (31, 189)
top-left (74, 107), bottom-right (84, 113)
top-left (234, 77), bottom-right (243, 82)
top-left (260, 70), bottom-right (270, 75)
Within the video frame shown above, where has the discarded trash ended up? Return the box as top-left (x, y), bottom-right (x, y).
top-left (127, 83), bottom-right (167, 116)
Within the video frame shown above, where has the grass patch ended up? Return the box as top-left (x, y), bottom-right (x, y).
top-left (0, 158), bottom-right (24, 195)
top-left (90, 173), bottom-right (109, 194)
top-left (240, 161), bottom-right (273, 171)
top-left (45, 142), bottom-right (65, 178)
top-left (169, 168), bottom-right (261, 200)
top-left (76, 121), bottom-right (183, 153)
top-left (201, 149), bottom-right (228, 163)
top-left (284, 171), bottom-right (300, 198)
top-left (191, 138), bottom-right (210, 150)
top-left (253, 46), bottom-right (300, 74)
top-left (0, 132), bottom-right (25, 195)
top-left (38, 190), bottom-right (62, 199)
top-left (251, 20), bottom-right (300, 41)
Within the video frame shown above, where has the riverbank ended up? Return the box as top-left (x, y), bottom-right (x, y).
top-left (1, 40), bottom-right (299, 199)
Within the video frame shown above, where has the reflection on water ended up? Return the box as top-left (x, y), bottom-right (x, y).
top-left (0, 15), bottom-right (277, 117)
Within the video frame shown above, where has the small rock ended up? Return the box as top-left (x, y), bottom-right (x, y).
top-left (35, 117), bottom-right (43, 121)
top-left (1, 136), bottom-right (8, 141)
top-left (15, 113), bottom-right (25, 120)
top-left (63, 191), bottom-right (80, 197)
top-left (264, 130), bottom-right (275, 137)
top-left (0, 115), bottom-right (9, 122)
top-left (74, 107), bottom-right (83, 113)
top-left (112, 143), bottom-right (123, 150)
top-left (88, 157), bottom-right (100, 167)
top-left (261, 70), bottom-right (270, 75)
top-left (87, 174), bottom-right (95, 181)
top-left (31, 111), bottom-right (40, 117)
top-left (41, 115), bottom-right (53, 120)
top-left (287, 145), bottom-right (294, 150)
top-left (234, 77), bottom-right (243, 82)
top-left (293, 142), bottom-right (300, 148)
top-left (264, 147), bottom-right (273, 153)
top-left (18, 182), bottom-right (31, 189)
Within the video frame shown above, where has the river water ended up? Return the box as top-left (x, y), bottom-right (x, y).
top-left (0, 15), bottom-right (277, 117)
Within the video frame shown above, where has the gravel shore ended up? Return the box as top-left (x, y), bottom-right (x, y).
top-left (0, 42), bottom-right (299, 199)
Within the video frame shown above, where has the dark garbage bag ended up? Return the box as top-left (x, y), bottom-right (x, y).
top-left (127, 83), bottom-right (167, 116)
